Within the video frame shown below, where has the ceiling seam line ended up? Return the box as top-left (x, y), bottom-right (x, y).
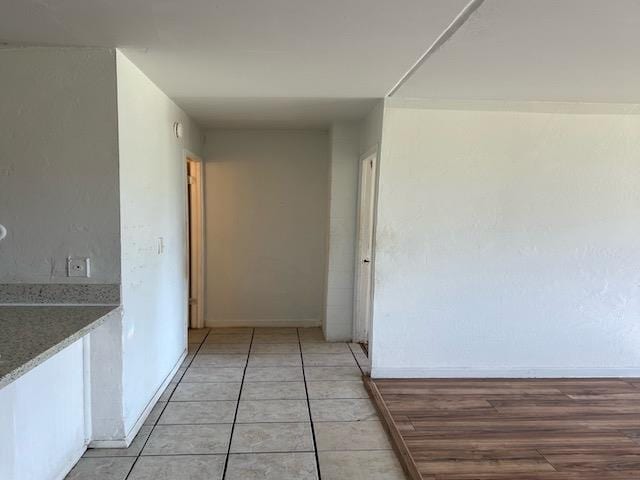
top-left (385, 0), bottom-right (485, 98)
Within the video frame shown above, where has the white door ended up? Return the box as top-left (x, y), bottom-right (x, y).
top-left (353, 152), bottom-right (377, 344)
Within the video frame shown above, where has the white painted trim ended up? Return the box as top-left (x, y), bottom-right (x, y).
top-left (53, 445), bottom-right (87, 480)
top-left (185, 150), bottom-right (206, 330)
top-left (371, 366), bottom-right (640, 379)
top-left (352, 150), bottom-right (378, 343)
top-left (207, 319), bottom-right (320, 328)
top-left (88, 349), bottom-right (186, 449)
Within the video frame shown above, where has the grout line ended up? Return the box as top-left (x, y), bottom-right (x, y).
top-left (347, 342), bottom-right (366, 377)
top-left (221, 328), bottom-right (255, 479)
top-left (297, 328), bottom-right (323, 480)
top-left (124, 329), bottom-right (211, 479)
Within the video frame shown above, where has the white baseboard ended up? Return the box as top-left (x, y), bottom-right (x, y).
top-left (207, 319), bottom-right (320, 328)
top-left (371, 366), bottom-right (640, 379)
top-left (53, 445), bottom-right (86, 480)
top-left (88, 349), bottom-right (186, 449)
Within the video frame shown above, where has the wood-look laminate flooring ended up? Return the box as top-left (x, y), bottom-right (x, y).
top-left (367, 378), bottom-right (640, 479)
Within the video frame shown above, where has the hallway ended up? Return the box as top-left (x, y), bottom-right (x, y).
top-left (66, 327), bottom-right (407, 480)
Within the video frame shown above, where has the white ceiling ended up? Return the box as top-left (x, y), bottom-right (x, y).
top-left (2, 1), bottom-right (638, 128)
top-left (0, 0), bottom-right (468, 128)
top-left (396, 0), bottom-right (640, 103)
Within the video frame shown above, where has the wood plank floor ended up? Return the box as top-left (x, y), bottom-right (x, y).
top-left (368, 378), bottom-right (640, 479)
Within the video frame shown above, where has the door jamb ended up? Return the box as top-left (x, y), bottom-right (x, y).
top-left (353, 146), bottom-right (378, 344)
top-left (185, 152), bottom-right (205, 329)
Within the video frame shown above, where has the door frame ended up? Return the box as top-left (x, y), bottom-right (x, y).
top-left (352, 147), bottom-right (378, 344)
top-left (185, 152), bottom-right (205, 329)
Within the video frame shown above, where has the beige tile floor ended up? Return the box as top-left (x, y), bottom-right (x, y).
top-left (66, 327), bottom-right (407, 480)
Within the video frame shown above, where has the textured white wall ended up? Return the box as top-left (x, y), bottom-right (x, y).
top-left (204, 130), bottom-right (329, 326)
top-left (324, 123), bottom-right (359, 340)
top-left (372, 104), bottom-right (640, 377)
top-left (0, 47), bottom-right (120, 283)
top-left (116, 51), bottom-right (203, 433)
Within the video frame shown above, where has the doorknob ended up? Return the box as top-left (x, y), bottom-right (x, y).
top-left (363, 259), bottom-right (371, 263)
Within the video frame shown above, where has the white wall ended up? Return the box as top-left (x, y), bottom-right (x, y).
top-left (116, 51), bottom-right (203, 433)
top-left (372, 103), bottom-right (640, 377)
top-left (204, 130), bottom-right (329, 326)
top-left (359, 101), bottom-right (384, 156)
top-left (0, 340), bottom-right (86, 480)
top-left (324, 123), bottom-right (360, 340)
top-left (0, 47), bottom-right (120, 283)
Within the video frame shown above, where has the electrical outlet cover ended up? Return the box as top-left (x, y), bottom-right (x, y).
top-left (67, 257), bottom-right (90, 277)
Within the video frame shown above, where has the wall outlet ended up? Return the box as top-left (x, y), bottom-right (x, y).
top-left (67, 256), bottom-right (91, 277)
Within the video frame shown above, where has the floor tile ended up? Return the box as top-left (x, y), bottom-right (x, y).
top-left (248, 353), bottom-right (301, 367)
top-left (306, 380), bottom-right (368, 399)
top-left (188, 343), bottom-right (202, 354)
top-left (83, 427), bottom-right (152, 458)
top-left (171, 382), bottom-right (241, 401)
top-left (318, 450), bottom-right (406, 480)
top-left (251, 343), bottom-right (300, 353)
top-left (226, 452), bottom-right (318, 480)
top-left (158, 400), bottom-right (236, 424)
top-left (191, 354), bottom-right (248, 367)
top-left (127, 455), bottom-right (225, 480)
top-left (237, 399), bottom-right (310, 423)
top-left (188, 329), bottom-right (209, 343)
top-left (171, 367), bottom-right (187, 383)
top-left (253, 327), bottom-right (298, 334)
top-left (142, 424), bottom-right (232, 455)
top-left (353, 352), bottom-right (370, 374)
top-left (241, 381), bottom-right (307, 400)
top-left (180, 353), bottom-right (195, 369)
top-left (244, 366), bottom-right (303, 382)
top-left (64, 457), bottom-right (135, 480)
top-left (298, 328), bottom-right (325, 343)
top-left (182, 367), bottom-right (244, 383)
top-left (310, 399), bottom-right (378, 422)
top-left (252, 334), bottom-right (299, 344)
top-left (315, 421), bottom-right (392, 451)
top-left (302, 353), bottom-right (357, 366)
top-left (209, 327), bottom-right (253, 334)
top-left (143, 402), bottom-right (167, 426)
top-left (199, 343), bottom-right (250, 354)
top-left (230, 422), bottom-right (314, 453)
top-left (301, 343), bottom-right (350, 354)
top-left (304, 366), bottom-right (362, 381)
top-left (204, 334), bottom-right (252, 344)
top-left (158, 383), bottom-right (177, 402)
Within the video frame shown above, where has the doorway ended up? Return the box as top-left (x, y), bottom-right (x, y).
top-left (186, 155), bottom-right (205, 329)
top-left (353, 150), bottom-right (377, 346)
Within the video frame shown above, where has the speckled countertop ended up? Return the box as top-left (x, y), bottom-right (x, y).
top-left (0, 305), bottom-right (117, 389)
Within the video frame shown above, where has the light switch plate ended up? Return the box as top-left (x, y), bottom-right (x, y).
top-left (67, 256), bottom-right (91, 277)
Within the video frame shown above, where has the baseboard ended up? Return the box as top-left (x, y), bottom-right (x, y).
top-left (207, 319), bottom-right (320, 328)
top-left (88, 349), bottom-right (186, 449)
top-left (371, 366), bottom-right (640, 379)
top-left (53, 445), bottom-right (86, 480)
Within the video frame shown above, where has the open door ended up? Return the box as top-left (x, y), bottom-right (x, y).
top-left (186, 156), bottom-right (205, 329)
top-left (353, 150), bottom-right (377, 346)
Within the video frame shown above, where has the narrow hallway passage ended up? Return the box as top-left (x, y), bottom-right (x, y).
top-left (66, 327), bottom-right (407, 480)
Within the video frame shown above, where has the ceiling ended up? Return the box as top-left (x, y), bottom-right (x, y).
top-left (0, 0), bottom-right (468, 128)
top-left (1, 1), bottom-right (639, 128)
top-left (395, 0), bottom-right (640, 103)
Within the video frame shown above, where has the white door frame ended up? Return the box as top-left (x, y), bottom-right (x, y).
top-left (185, 152), bottom-right (205, 329)
top-left (353, 148), bottom-right (378, 343)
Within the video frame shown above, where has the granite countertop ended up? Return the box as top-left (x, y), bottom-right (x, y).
top-left (0, 305), bottom-right (117, 389)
